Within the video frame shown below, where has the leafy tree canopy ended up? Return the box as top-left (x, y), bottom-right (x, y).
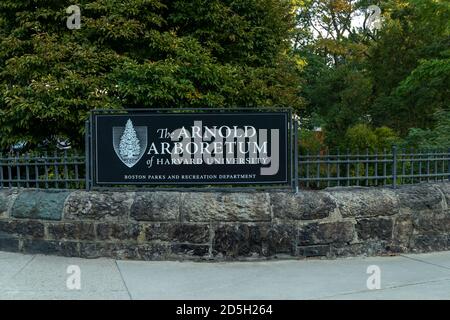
top-left (0, 0), bottom-right (303, 150)
top-left (296, 0), bottom-right (450, 149)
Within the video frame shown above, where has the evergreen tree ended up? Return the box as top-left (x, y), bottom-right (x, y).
top-left (119, 119), bottom-right (140, 161)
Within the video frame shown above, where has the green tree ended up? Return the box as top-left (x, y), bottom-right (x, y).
top-left (303, 62), bottom-right (373, 146)
top-left (297, 0), bottom-right (449, 148)
top-left (344, 123), bottom-right (400, 151)
top-left (0, 0), bottom-right (303, 150)
top-left (295, 0), bottom-right (378, 146)
top-left (402, 111), bottom-right (450, 149)
top-left (368, 0), bottom-right (450, 134)
top-left (344, 123), bottom-right (377, 150)
top-left (374, 126), bottom-right (401, 150)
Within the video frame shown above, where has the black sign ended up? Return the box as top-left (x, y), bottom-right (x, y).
top-left (92, 111), bottom-right (289, 186)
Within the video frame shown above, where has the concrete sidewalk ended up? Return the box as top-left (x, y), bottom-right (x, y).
top-left (1, 250), bottom-right (450, 300)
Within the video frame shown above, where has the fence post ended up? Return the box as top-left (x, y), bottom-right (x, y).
top-left (85, 120), bottom-right (90, 191)
top-left (290, 113), bottom-right (294, 191)
top-left (294, 119), bottom-right (299, 193)
top-left (392, 145), bottom-right (397, 188)
top-left (448, 148), bottom-right (450, 182)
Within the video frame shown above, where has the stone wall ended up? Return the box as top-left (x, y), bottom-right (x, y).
top-left (0, 182), bottom-right (449, 261)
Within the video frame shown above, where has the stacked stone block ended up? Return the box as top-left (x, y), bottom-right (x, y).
top-left (0, 183), bottom-right (449, 260)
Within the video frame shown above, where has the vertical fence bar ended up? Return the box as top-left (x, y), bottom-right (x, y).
top-left (337, 148), bottom-right (340, 187)
top-left (448, 148), bottom-right (450, 182)
top-left (419, 149), bottom-right (426, 182)
top-left (346, 149), bottom-right (350, 186)
top-left (392, 146), bottom-right (397, 188)
top-left (356, 149), bottom-right (360, 186)
top-left (63, 150), bottom-right (69, 189)
top-left (44, 151), bottom-right (49, 189)
top-left (434, 150), bottom-right (438, 182)
top-left (305, 151), bottom-right (310, 189)
top-left (326, 149), bottom-right (330, 188)
top-left (401, 148), bottom-right (405, 185)
top-left (54, 151), bottom-right (59, 188)
top-left (0, 153), bottom-right (3, 189)
top-left (7, 154), bottom-right (12, 188)
top-left (34, 152), bottom-right (39, 189)
top-left (298, 153), bottom-right (302, 188)
top-left (441, 149), bottom-right (445, 182)
top-left (374, 149), bottom-right (378, 186)
top-left (316, 149), bottom-right (320, 189)
top-left (365, 148), bottom-right (369, 186)
top-left (410, 148), bottom-right (414, 184)
top-left (419, 150), bottom-right (423, 183)
top-left (74, 151), bottom-right (79, 189)
top-left (25, 153), bottom-right (30, 188)
top-left (15, 152), bottom-right (21, 188)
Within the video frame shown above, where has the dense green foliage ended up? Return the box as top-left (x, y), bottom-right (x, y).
top-left (402, 111), bottom-right (450, 150)
top-left (344, 124), bottom-right (400, 151)
top-left (297, 0), bottom-right (450, 150)
top-left (0, 0), bottom-right (302, 149)
top-left (0, 0), bottom-right (448, 152)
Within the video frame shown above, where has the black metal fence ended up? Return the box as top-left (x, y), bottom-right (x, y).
top-left (0, 151), bottom-right (86, 189)
top-left (299, 147), bottom-right (450, 189)
top-left (0, 147), bottom-right (449, 190)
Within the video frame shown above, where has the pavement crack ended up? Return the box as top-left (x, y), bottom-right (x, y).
top-left (316, 276), bottom-right (450, 300)
top-left (400, 254), bottom-right (450, 272)
top-left (115, 260), bottom-right (133, 300)
top-left (11, 254), bottom-right (36, 279)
